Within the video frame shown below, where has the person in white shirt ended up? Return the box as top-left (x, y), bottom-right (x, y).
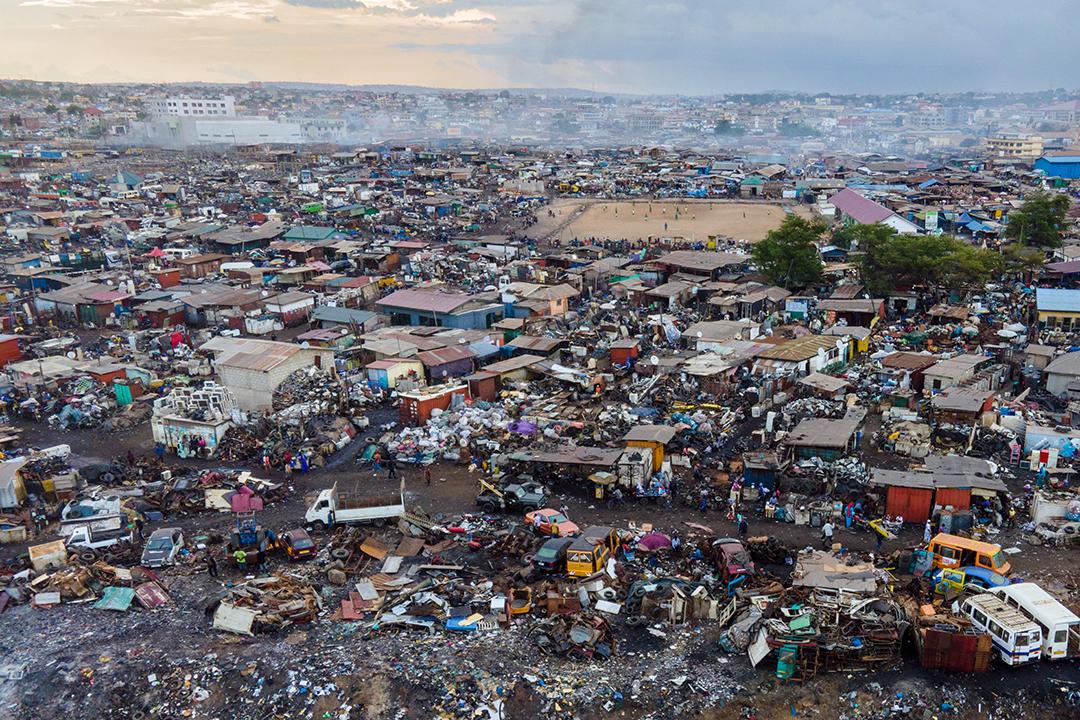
top-left (821, 520), bottom-right (835, 549)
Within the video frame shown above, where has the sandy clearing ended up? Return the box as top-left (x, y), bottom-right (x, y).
top-left (527, 198), bottom-right (813, 244)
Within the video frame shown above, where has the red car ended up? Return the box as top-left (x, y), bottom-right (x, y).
top-left (713, 538), bottom-right (756, 583)
top-left (524, 508), bottom-right (580, 537)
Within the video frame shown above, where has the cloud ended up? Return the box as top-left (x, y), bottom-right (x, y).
top-left (7, 0), bottom-right (1080, 93)
top-left (21, 0), bottom-right (134, 7)
top-left (135, 0), bottom-right (278, 21)
top-left (282, 0), bottom-right (362, 8)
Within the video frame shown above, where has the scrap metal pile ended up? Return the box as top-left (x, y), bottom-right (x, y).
top-left (213, 574), bottom-right (322, 635)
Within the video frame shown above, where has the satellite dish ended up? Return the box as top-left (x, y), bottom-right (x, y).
top-left (696, 331), bottom-right (703, 338)
top-left (650, 355), bottom-right (659, 366)
top-left (66, 351), bottom-right (76, 359)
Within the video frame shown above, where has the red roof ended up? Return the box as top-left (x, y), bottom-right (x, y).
top-left (830, 189), bottom-right (894, 224)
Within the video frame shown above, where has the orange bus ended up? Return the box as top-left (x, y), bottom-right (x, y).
top-left (927, 533), bottom-right (1011, 575)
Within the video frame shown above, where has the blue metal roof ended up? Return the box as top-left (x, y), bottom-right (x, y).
top-left (1037, 156), bottom-right (1080, 163)
top-left (1036, 288), bottom-right (1080, 313)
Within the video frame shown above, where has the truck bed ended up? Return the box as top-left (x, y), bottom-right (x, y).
top-left (337, 493), bottom-right (402, 510)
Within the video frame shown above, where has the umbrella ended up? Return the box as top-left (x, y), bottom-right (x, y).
top-left (637, 531), bottom-right (672, 552)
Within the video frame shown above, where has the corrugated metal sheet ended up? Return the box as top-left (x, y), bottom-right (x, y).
top-left (885, 486), bottom-right (933, 524)
top-left (935, 488), bottom-right (971, 511)
top-left (94, 586), bottom-right (135, 612)
top-left (135, 581), bottom-right (171, 608)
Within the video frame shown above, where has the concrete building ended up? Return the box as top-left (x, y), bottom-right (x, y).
top-left (985, 134), bottom-right (1043, 160)
top-left (1036, 288), bottom-right (1080, 331)
top-left (147, 95), bottom-right (236, 118)
top-left (1043, 351), bottom-right (1080, 398)
top-left (199, 337), bottom-right (335, 411)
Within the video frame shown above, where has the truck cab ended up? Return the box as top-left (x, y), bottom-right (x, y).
top-left (65, 524), bottom-right (131, 551)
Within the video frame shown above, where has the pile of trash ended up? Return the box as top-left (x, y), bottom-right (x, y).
top-left (388, 401), bottom-right (513, 463)
top-left (272, 366), bottom-right (344, 414)
top-left (782, 397), bottom-right (846, 423)
top-left (213, 574), bottom-right (323, 635)
top-left (528, 612), bottom-right (616, 660)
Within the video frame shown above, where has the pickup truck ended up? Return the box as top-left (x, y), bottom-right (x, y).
top-left (475, 478), bottom-right (549, 514)
top-left (306, 479), bottom-right (405, 530)
top-left (58, 513), bottom-right (125, 538)
top-left (66, 524), bottom-right (132, 552)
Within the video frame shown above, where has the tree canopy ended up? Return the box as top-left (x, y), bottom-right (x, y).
top-left (857, 224), bottom-right (1003, 294)
top-left (751, 215), bottom-right (825, 288)
top-left (1005, 191), bottom-right (1071, 248)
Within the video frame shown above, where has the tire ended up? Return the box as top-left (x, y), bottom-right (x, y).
top-left (100, 472), bottom-right (116, 485)
top-left (523, 554), bottom-right (535, 564)
top-left (625, 615), bottom-right (647, 628)
top-left (79, 550), bottom-right (98, 563)
top-left (331, 548), bottom-right (350, 560)
top-left (311, 520), bottom-right (327, 532)
top-left (598, 587), bottom-right (617, 601)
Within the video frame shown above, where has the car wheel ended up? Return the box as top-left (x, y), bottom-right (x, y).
top-left (311, 520), bottom-right (327, 532)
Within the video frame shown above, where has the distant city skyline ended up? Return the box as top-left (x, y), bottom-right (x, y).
top-left (3, 1), bottom-right (1079, 95)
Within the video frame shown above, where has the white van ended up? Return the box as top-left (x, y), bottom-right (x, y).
top-left (991, 583), bottom-right (1080, 660)
top-left (961, 593), bottom-right (1042, 666)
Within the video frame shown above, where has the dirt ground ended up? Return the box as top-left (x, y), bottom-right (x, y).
top-left (525, 199), bottom-right (813, 245)
top-left (5, 417), bottom-right (1080, 719)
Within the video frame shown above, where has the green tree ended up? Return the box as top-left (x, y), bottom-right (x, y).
top-left (66, 104), bottom-right (83, 116)
top-left (1005, 191), bottom-right (1071, 248)
top-left (44, 104), bottom-right (58, 115)
top-left (858, 225), bottom-right (1002, 294)
top-left (1000, 244), bottom-right (1046, 275)
top-left (751, 215), bottom-right (826, 288)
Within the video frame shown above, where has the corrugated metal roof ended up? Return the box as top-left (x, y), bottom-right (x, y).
top-left (377, 289), bottom-right (472, 314)
top-left (415, 345), bottom-right (475, 367)
top-left (829, 188), bottom-right (894, 224)
top-left (1036, 288), bottom-right (1080, 313)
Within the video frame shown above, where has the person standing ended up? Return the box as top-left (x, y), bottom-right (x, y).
top-left (738, 514), bottom-right (748, 537)
top-left (206, 552), bottom-right (219, 578)
top-left (425, 466), bottom-right (432, 486)
top-left (821, 520), bottom-right (835, 549)
top-left (386, 455), bottom-right (398, 479)
top-left (923, 519), bottom-right (933, 544)
top-left (134, 517), bottom-right (145, 541)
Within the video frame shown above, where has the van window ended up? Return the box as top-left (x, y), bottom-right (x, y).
top-left (977, 554), bottom-right (991, 567)
top-left (990, 551), bottom-right (1006, 569)
top-left (939, 547), bottom-right (958, 559)
top-left (973, 609), bottom-right (987, 625)
top-left (1054, 629), bottom-right (1067, 644)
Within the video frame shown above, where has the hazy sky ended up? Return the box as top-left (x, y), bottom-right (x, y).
top-left (3, 0), bottom-right (1078, 94)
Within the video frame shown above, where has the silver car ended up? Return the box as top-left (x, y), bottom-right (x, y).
top-left (141, 527), bottom-right (184, 568)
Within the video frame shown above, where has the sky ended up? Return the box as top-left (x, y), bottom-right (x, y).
top-left (2, 0), bottom-right (1079, 94)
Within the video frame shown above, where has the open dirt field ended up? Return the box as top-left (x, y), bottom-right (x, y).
top-left (527, 199), bottom-right (813, 244)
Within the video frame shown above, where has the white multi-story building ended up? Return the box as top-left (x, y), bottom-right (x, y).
top-left (147, 95), bottom-right (236, 118)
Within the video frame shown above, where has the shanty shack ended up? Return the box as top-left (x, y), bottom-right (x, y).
top-left (622, 425), bottom-right (677, 472)
top-left (869, 456), bottom-right (1007, 524)
top-left (398, 384), bottom-right (468, 426)
top-left (415, 346), bottom-right (476, 382)
top-left (782, 408), bottom-right (865, 461)
top-left (200, 337), bottom-right (335, 411)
